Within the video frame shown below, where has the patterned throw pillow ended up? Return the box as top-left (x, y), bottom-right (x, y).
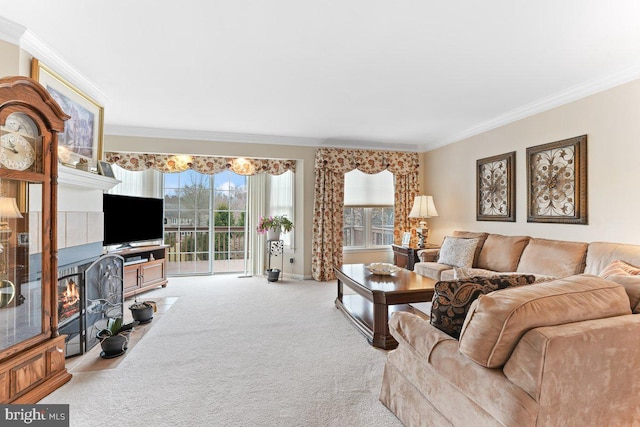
top-left (431, 275), bottom-right (537, 339)
top-left (599, 260), bottom-right (640, 313)
top-left (599, 259), bottom-right (640, 278)
top-left (454, 267), bottom-right (556, 283)
top-left (437, 237), bottom-right (480, 268)
top-left (454, 267), bottom-right (496, 279)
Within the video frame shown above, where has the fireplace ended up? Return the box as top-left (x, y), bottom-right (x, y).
top-left (58, 253), bottom-right (124, 358)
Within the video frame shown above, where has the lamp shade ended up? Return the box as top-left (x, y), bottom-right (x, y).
top-left (0, 197), bottom-right (23, 219)
top-left (408, 195), bottom-right (438, 218)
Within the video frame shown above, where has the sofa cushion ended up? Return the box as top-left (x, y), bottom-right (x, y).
top-left (452, 231), bottom-right (488, 266)
top-left (458, 274), bottom-right (632, 368)
top-left (516, 238), bottom-right (588, 277)
top-left (414, 262), bottom-right (452, 281)
top-left (599, 259), bottom-right (640, 278)
top-left (477, 234), bottom-right (530, 272)
top-left (430, 275), bottom-right (537, 339)
top-left (437, 236), bottom-right (480, 268)
top-left (584, 241), bottom-right (640, 275)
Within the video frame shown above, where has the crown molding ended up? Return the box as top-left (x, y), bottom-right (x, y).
top-left (0, 16), bottom-right (26, 45)
top-left (105, 125), bottom-right (325, 146)
top-left (105, 124), bottom-right (421, 152)
top-left (425, 63), bottom-right (640, 152)
top-left (0, 15), bottom-right (109, 106)
top-left (20, 30), bottom-right (109, 106)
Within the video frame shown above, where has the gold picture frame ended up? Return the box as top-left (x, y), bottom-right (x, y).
top-left (476, 151), bottom-right (515, 222)
top-left (526, 135), bottom-right (587, 224)
top-left (31, 58), bottom-right (104, 168)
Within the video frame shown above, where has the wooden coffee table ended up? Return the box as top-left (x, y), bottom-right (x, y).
top-left (334, 264), bottom-right (436, 349)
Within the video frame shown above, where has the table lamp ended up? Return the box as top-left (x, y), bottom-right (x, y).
top-left (408, 195), bottom-right (438, 248)
top-left (0, 197), bottom-right (22, 239)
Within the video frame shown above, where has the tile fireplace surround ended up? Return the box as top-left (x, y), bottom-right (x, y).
top-left (55, 166), bottom-right (120, 356)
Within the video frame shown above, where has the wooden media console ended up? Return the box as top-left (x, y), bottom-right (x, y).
top-left (116, 245), bottom-right (169, 298)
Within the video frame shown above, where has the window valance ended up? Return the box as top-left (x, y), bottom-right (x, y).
top-left (314, 148), bottom-right (419, 175)
top-left (104, 152), bottom-right (296, 176)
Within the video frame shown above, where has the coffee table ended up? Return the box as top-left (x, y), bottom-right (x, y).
top-left (334, 264), bottom-right (436, 349)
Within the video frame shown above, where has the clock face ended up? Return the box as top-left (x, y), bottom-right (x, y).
top-left (0, 134), bottom-right (36, 171)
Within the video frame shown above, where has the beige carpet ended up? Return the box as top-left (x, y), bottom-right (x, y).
top-left (41, 275), bottom-right (403, 427)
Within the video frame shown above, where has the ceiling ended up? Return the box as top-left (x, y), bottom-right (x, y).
top-left (1, 1), bottom-right (640, 152)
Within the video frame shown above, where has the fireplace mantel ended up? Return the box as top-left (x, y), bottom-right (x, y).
top-left (58, 165), bottom-right (120, 191)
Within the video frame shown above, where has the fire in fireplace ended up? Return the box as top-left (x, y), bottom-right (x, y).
top-left (58, 272), bottom-right (81, 326)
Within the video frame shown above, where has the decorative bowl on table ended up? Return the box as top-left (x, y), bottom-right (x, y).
top-left (367, 263), bottom-right (401, 275)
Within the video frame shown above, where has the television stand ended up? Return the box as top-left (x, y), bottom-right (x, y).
top-left (114, 245), bottom-right (168, 298)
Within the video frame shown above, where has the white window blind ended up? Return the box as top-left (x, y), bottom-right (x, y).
top-left (267, 170), bottom-right (295, 247)
top-left (109, 165), bottom-right (163, 198)
top-left (344, 169), bottom-right (394, 207)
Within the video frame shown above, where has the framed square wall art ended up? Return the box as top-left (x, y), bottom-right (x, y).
top-left (476, 151), bottom-right (515, 222)
top-left (31, 59), bottom-right (104, 169)
top-left (526, 135), bottom-right (587, 224)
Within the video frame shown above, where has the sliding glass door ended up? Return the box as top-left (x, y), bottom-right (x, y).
top-left (164, 170), bottom-right (247, 275)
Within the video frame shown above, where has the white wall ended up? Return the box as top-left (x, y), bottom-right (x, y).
top-left (423, 77), bottom-right (640, 246)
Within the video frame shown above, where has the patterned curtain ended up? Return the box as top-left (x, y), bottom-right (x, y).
top-left (104, 152), bottom-right (296, 176)
top-left (394, 174), bottom-right (420, 247)
top-left (312, 148), bottom-right (420, 281)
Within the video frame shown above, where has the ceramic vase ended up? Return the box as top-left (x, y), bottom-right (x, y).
top-left (267, 228), bottom-right (281, 240)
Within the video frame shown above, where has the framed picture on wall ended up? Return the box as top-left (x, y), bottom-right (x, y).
top-left (31, 58), bottom-right (104, 166)
top-left (476, 151), bottom-right (516, 222)
top-left (526, 135), bottom-right (587, 224)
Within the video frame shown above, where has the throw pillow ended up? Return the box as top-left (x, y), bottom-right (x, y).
top-left (454, 267), bottom-right (496, 280)
top-left (430, 275), bottom-right (537, 339)
top-left (454, 267), bottom-right (556, 284)
top-left (605, 275), bottom-right (640, 313)
top-left (437, 237), bottom-right (480, 268)
top-left (599, 261), bottom-right (640, 313)
top-left (599, 259), bottom-right (640, 278)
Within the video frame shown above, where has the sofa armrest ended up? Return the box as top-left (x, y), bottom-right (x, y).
top-left (389, 312), bottom-right (454, 361)
top-left (417, 248), bottom-right (440, 262)
top-left (503, 314), bottom-right (640, 425)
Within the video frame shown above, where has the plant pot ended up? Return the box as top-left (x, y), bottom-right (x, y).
top-left (267, 228), bottom-right (281, 241)
top-left (100, 334), bottom-right (128, 358)
top-left (267, 268), bottom-right (280, 282)
top-left (130, 303), bottom-right (154, 324)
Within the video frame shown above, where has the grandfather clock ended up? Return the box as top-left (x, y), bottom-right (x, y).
top-left (0, 76), bottom-right (71, 403)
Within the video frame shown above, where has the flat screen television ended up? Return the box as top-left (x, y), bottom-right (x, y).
top-left (103, 194), bottom-right (164, 247)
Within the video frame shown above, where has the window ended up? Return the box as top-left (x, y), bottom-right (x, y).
top-left (267, 170), bottom-right (295, 247)
top-left (343, 170), bottom-right (394, 249)
top-left (344, 207), bottom-right (394, 247)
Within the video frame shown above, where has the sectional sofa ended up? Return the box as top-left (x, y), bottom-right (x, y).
top-left (379, 231), bottom-right (640, 426)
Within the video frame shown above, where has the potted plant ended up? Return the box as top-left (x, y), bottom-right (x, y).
top-left (257, 215), bottom-right (294, 240)
top-left (97, 317), bottom-right (130, 358)
top-left (129, 301), bottom-right (156, 324)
